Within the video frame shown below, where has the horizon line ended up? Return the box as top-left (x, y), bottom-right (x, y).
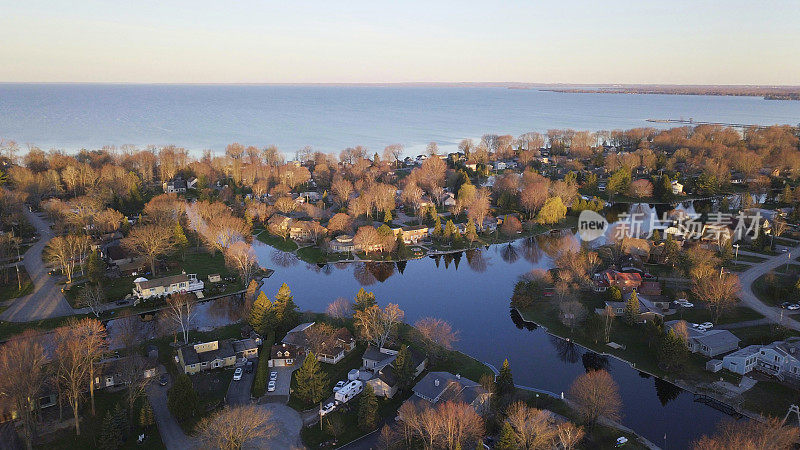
top-left (1, 81), bottom-right (800, 88)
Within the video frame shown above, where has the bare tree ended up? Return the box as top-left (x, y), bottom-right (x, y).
top-left (195, 405), bottom-right (277, 450)
top-left (224, 241), bottom-right (260, 287)
top-left (0, 331), bottom-right (48, 449)
top-left (354, 226), bottom-right (382, 255)
top-left (326, 297), bottom-right (352, 319)
top-left (505, 401), bottom-right (557, 449)
top-left (414, 317), bottom-right (459, 352)
top-left (55, 326), bottom-right (90, 435)
top-left (304, 323), bottom-right (336, 355)
top-left (44, 234), bottom-right (89, 284)
top-left (602, 305), bottom-right (615, 343)
top-left (118, 354), bottom-right (155, 431)
top-left (691, 272), bottom-right (740, 322)
top-left (693, 417), bottom-right (797, 450)
top-left (354, 303), bottom-right (404, 348)
top-left (77, 284), bottom-right (105, 318)
top-left (556, 422), bottom-right (585, 450)
top-left (568, 369), bottom-right (622, 425)
top-left (437, 401), bottom-right (484, 449)
top-left (72, 318), bottom-right (108, 417)
top-left (123, 224), bottom-right (174, 276)
top-left (166, 293), bottom-right (198, 345)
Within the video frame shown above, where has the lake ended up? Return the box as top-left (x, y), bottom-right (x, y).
top-left (251, 237), bottom-right (727, 448)
top-left (1, 84), bottom-right (800, 155)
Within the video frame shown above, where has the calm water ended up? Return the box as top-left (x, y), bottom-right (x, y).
top-left (252, 238), bottom-right (725, 449)
top-left (1, 84), bottom-right (800, 155)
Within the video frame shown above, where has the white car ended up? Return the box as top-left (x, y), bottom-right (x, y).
top-left (788, 304), bottom-right (800, 311)
top-left (268, 381), bottom-right (276, 392)
top-left (320, 402), bottom-right (336, 416)
top-left (691, 323), bottom-right (701, 328)
top-left (270, 371), bottom-right (278, 381)
top-left (233, 368), bottom-right (243, 381)
top-left (333, 381), bottom-right (346, 392)
top-left (701, 322), bottom-right (713, 329)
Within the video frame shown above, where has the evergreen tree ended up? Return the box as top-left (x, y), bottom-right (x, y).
top-left (496, 359), bottom-right (514, 398)
top-left (495, 422), bottom-right (517, 450)
top-left (98, 411), bottom-right (122, 450)
top-left (465, 219), bottom-right (478, 243)
top-left (173, 223), bottom-right (189, 260)
top-left (358, 384), bottom-right (379, 432)
top-left (606, 167), bottom-right (631, 196)
top-left (384, 209), bottom-right (393, 223)
top-left (607, 286), bottom-right (622, 302)
top-left (444, 220), bottom-right (457, 241)
top-left (249, 291), bottom-right (273, 334)
top-left (781, 185), bottom-right (794, 205)
top-left (139, 401), bottom-right (155, 427)
top-left (658, 329), bottom-right (688, 371)
top-left (295, 352), bottom-right (329, 404)
top-left (354, 288), bottom-right (377, 312)
top-left (651, 229), bottom-right (662, 242)
top-left (86, 250), bottom-right (105, 285)
top-left (433, 213), bottom-right (443, 238)
top-left (393, 345), bottom-right (416, 390)
top-left (624, 290), bottom-right (640, 325)
top-left (112, 403), bottom-right (128, 437)
top-left (167, 374), bottom-right (199, 421)
top-left (273, 283), bottom-right (298, 328)
top-left (394, 233), bottom-right (406, 257)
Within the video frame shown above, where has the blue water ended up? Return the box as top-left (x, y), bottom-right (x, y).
top-left (253, 238), bottom-right (725, 449)
top-left (1, 84), bottom-right (799, 155)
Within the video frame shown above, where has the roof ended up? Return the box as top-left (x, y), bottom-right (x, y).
top-left (375, 365), bottom-right (397, 386)
top-left (233, 339), bottom-right (258, 353)
top-left (412, 371), bottom-right (482, 404)
top-left (106, 245), bottom-right (128, 261)
top-left (180, 341), bottom-right (235, 366)
top-left (693, 330), bottom-right (740, 348)
top-left (136, 273), bottom-right (191, 290)
top-left (724, 345), bottom-right (761, 359)
top-left (270, 343), bottom-right (304, 360)
top-left (363, 345), bottom-right (396, 365)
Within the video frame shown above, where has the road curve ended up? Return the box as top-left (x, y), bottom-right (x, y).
top-left (736, 244), bottom-right (800, 332)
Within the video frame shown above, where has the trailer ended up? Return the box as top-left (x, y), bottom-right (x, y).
top-left (334, 380), bottom-right (363, 403)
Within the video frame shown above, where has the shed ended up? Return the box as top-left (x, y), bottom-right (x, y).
top-left (706, 359), bottom-right (723, 373)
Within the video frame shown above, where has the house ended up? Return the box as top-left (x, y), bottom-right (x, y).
top-left (597, 269), bottom-right (642, 292)
top-left (163, 177), bottom-right (197, 194)
top-left (722, 345), bottom-right (761, 375)
top-left (665, 320), bottom-right (740, 357)
top-left (671, 180), bottom-right (684, 195)
top-left (267, 214), bottom-right (293, 236)
top-left (281, 322), bottom-right (356, 364)
top-left (442, 192), bottom-right (457, 207)
top-left (367, 347), bottom-right (428, 398)
top-left (362, 345), bottom-right (398, 372)
top-left (177, 340), bottom-right (237, 374)
top-left (104, 245), bottom-right (132, 266)
top-left (132, 273), bottom-right (204, 300)
top-left (464, 160), bottom-right (478, 171)
top-left (329, 234), bottom-right (355, 253)
top-left (398, 225), bottom-right (430, 244)
top-left (398, 372), bottom-right (490, 420)
top-left (94, 356), bottom-right (159, 389)
top-left (268, 343), bottom-right (304, 367)
top-left (233, 338), bottom-right (260, 360)
top-left (208, 273), bottom-right (221, 283)
top-left (755, 338), bottom-right (800, 382)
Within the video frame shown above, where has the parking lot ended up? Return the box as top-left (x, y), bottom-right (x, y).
top-left (265, 365), bottom-right (296, 402)
top-left (226, 359), bottom-right (257, 406)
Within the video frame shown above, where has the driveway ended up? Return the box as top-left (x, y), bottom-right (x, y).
top-left (264, 365), bottom-right (296, 403)
top-left (146, 369), bottom-right (196, 450)
top-left (737, 243), bottom-right (800, 332)
top-left (227, 359), bottom-right (257, 406)
top-left (248, 403), bottom-right (303, 449)
top-left (0, 209), bottom-right (74, 322)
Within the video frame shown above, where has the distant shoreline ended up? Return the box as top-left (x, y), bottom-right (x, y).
top-left (541, 86), bottom-right (800, 101)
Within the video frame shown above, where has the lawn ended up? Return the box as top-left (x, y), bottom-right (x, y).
top-left (0, 266), bottom-right (33, 302)
top-left (256, 233), bottom-right (299, 252)
top-left (36, 390), bottom-right (163, 450)
top-left (673, 306), bottom-right (764, 325)
top-left (742, 380), bottom-right (800, 419)
top-left (752, 272), bottom-right (795, 306)
top-left (730, 324), bottom-right (800, 346)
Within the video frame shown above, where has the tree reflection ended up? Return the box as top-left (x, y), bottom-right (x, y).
top-left (367, 262), bottom-right (395, 283)
top-left (549, 335), bottom-right (580, 364)
top-left (443, 253), bottom-right (452, 269)
top-left (396, 260), bottom-right (407, 274)
top-left (522, 237), bottom-right (543, 263)
top-left (581, 351), bottom-right (610, 373)
top-left (431, 254), bottom-right (441, 268)
top-left (654, 377), bottom-right (682, 406)
top-left (509, 308), bottom-right (538, 331)
top-left (452, 252), bottom-right (461, 270)
top-left (500, 243), bottom-right (520, 264)
top-left (270, 250), bottom-right (299, 267)
top-left (353, 262), bottom-right (377, 285)
top-left (465, 249), bottom-right (488, 272)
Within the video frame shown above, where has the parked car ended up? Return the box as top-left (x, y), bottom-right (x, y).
top-left (701, 322), bottom-right (714, 329)
top-left (116, 299), bottom-right (130, 306)
top-left (781, 302), bottom-right (792, 309)
top-left (246, 361), bottom-right (254, 373)
top-left (270, 371), bottom-right (278, 381)
top-left (320, 402), bottom-right (336, 416)
top-left (159, 374), bottom-right (169, 386)
top-left (267, 381), bottom-right (276, 392)
top-left (233, 368), bottom-right (243, 381)
top-left (333, 381), bottom-right (346, 392)
top-left (789, 304), bottom-right (800, 311)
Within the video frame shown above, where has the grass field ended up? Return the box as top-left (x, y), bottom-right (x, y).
top-left (256, 233), bottom-right (299, 252)
top-left (0, 266), bottom-right (33, 302)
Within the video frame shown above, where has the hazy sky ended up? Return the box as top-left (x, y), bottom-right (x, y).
top-left (1, 0), bottom-right (798, 84)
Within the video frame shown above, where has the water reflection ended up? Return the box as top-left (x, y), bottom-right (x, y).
top-left (353, 263), bottom-right (377, 285)
top-left (500, 243), bottom-right (520, 264)
top-left (509, 308), bottom-right (538, 331)
top-left (522, 237), bottom-right (543, 263)
top-left (581, 351), bottom-right (611, 373)
top-left (271, 250), bottom-right (299, 267)
top-left (655, 377), bottom-right (683, 406)
top-left (549, 335), bottom-right (581, 364)
top-left (465, 249), bottom-right (488, 272)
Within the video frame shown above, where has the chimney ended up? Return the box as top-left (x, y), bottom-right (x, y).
top-left (434, 379), bottom-right (439, 387)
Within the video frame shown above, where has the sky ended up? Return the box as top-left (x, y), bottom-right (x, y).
top-left (1, 0), bottom-right (799, 85)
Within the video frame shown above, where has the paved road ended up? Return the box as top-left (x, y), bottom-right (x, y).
top-left (146, 369), bottom-right (196, 450)
top-left (737, 242), bottom-right (800, 332)
top-left (226, 360), bottom-right (256, 406)
top-left (0, 209), bottom-right (74, 322)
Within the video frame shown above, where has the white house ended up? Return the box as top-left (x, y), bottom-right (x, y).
top-left (671, 180), bottom-right (684, 195)
top-left (132, 273), bottom-right (204, 301)
top-left (756, 339), bottom-right (800, 381)
top-left (722, 345), bottom-right (760, 375)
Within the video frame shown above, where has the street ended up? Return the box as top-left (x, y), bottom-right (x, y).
top-left (737, 243), bottom-right (800, 331)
